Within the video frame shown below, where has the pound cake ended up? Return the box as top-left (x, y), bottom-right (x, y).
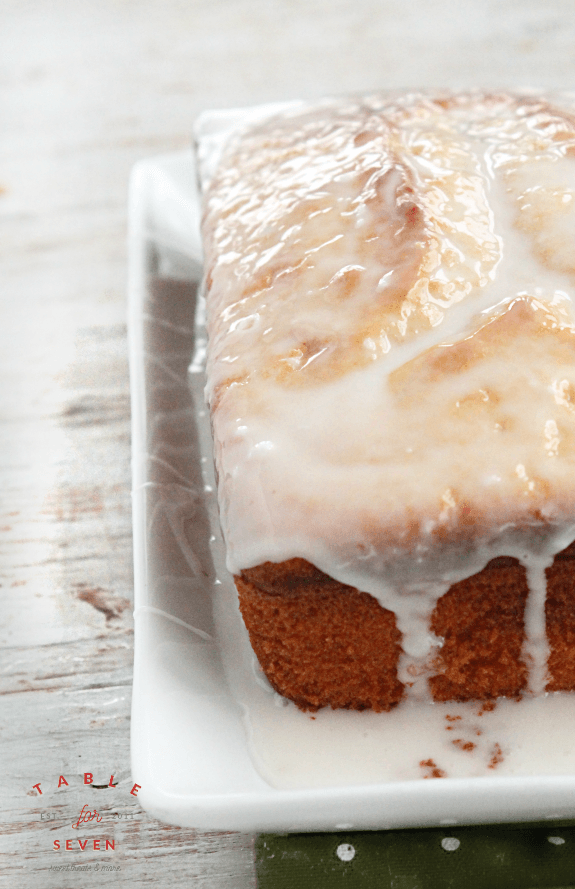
top-left (196, 91), bottom-right (575, 712)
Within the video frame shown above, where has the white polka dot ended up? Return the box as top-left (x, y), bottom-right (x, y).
top-left (336, 843), bottom-right (356, 862)
top-left (441, 837), bottom-right (461, 852)
top-left (548, 836), bottom-right (566, 845)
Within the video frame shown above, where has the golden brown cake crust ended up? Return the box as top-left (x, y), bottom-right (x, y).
top-left (235, 565), bottom-right (403, 712)
top-left (428, 559), bottom-right (529, 702)
top-left (546, 552), bottom-right (575, 692)
top-left (236, 550), bottom-right (575, 711)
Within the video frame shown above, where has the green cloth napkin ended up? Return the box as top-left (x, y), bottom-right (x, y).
top-left (256, 823), bottom-right (575, 888)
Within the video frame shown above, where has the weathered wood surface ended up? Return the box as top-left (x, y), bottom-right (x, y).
top-left (2, 0), bottom-right (575, 885)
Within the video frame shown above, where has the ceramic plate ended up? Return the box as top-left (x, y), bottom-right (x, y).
top-left (128, 150), bottom-right (575, 831)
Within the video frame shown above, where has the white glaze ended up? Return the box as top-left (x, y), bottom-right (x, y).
top-left (247, 688), bottom-right (575, 789)
top-left (522, 558), bottom-right (552, 696)
top-left (197, 92), bottom-right (575, 701)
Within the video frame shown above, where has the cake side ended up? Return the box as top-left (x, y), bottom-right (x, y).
top-left (237, 545), bottom-right (575, 711)
top-left (235, 563), bottom-right (403, 712)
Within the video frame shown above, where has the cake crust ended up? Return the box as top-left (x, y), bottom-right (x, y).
top-left (237, 549), bottom-right (574, 710)
top-left (236, 565), bottom-right (403, 712)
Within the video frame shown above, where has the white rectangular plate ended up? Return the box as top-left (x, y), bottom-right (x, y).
top-left (128, 150), bottom-right (575, 832)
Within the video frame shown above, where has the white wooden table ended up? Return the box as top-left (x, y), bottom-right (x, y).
top-left (2, 1), bottom-right (575, 884)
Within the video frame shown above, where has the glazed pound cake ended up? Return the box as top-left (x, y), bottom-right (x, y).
top-left (196, 91), bottom-right (575, 712)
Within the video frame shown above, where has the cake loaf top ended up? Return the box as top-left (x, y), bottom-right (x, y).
top-left (198, 91), bottom-right (575, 598)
